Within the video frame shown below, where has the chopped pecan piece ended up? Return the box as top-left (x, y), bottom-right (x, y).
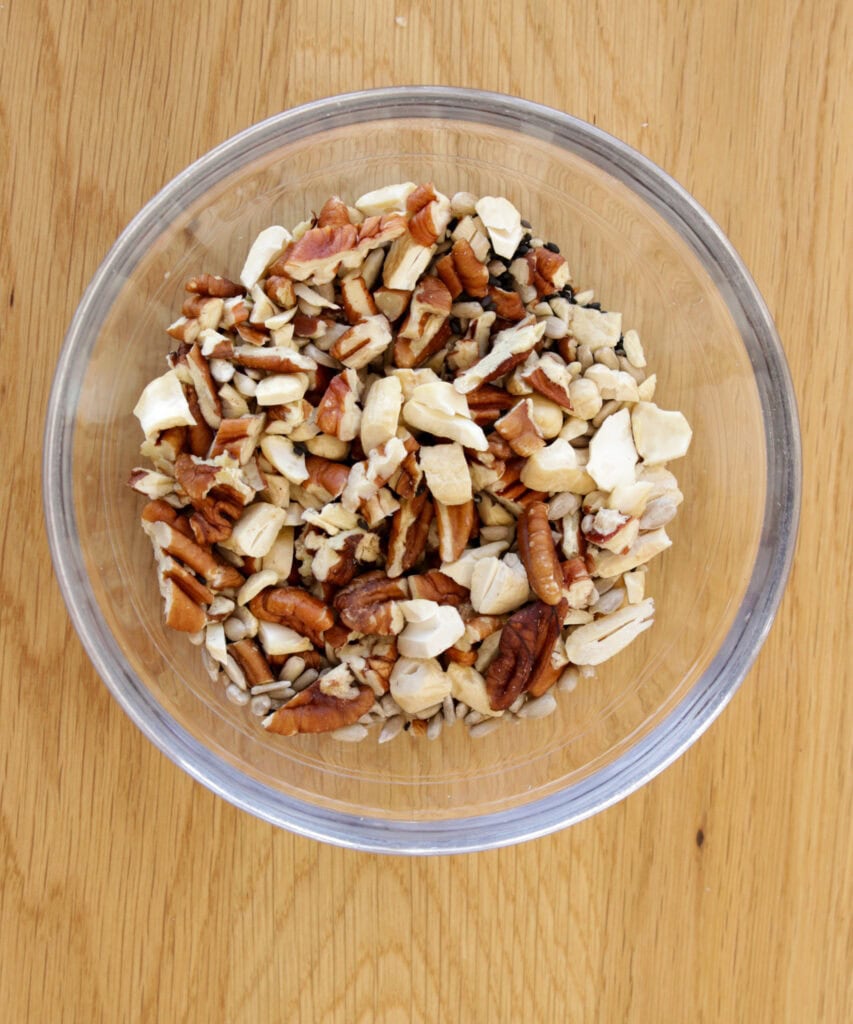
top-left (316, 195), bottom-right (351, 228)
top-left (334, 571), bottom-right (410, 635)
top-left (434, 499), bottom-right (477, 563)
top-left (487, 285), bottom-right (526, 321)
top-left (494, 399), bottom-right (546, 457)
top-left (234, 322), bottom-right (269, 347)
top-left (141, 499), bottom-right (193, 537)
top-left (340, 276), bottom-right (378, 323)
top-left (373, 286), bottom-right (411, 322)
top-left (208, 414), bottom-right (266, 465)
top-left (184, 384), bottom-right (214, 457)
top-left (162, 579), bottom-right (207, 633)
top-left (330, 314), bottom-right (393, 369)
top-left (406, 183), bottom-right (451, 246)
top-left (229, 638), bottom-right (274, 685)
top-left (525, 246), bottom-right (571, 297)
top-left (265, 275), bottom-right (296, 308)
top-left (147, 521), bottom-right (245, 590)
top-left (394, 276), bottom-right (453, 368)
top-left (248, 587), bottom-right (335, 646)
top-left (283, 223), bottom-right (359, 284)
top-left (435, 239), bottom-right (489, 299)
top-left (315, 369), bottom-right (362, 441)
top-left (407, 570), bottom-right (469, 606)
top-left (465, 385), bottom-right (517, 425)
top-left (264, 678), bottom-right (375, 735)
top-left (561, 556), bottom-right (596, 609)
top-left (185, 274), bottom-right (243, 298)
top-left (386, 490), bottom-right (434, 577)
top-left (160, 557), bottom-right (214, 606)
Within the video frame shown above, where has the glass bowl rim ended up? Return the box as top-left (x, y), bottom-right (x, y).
top-left (43, 86), bottom-right (801, 855)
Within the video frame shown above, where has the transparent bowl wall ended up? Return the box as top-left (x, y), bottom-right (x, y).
top-left (45, 89), bottom-right (799, 853)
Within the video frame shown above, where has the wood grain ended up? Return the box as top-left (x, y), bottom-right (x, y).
top-left (1, 0), bottom-right (850, 1020)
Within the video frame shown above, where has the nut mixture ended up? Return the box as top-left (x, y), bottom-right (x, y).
top-left (130, 183), bottom-right (692, 742)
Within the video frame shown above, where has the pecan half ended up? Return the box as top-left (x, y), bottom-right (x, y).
top-left (334, 571), bottom-right (409, 635)
top-left (264, 678), bottom-right (375, 735)
top-left (521, 356), bottom-right (573, 410)
top-left (485, 599), bottom-right (566, 710)
top-left (516, 501), bottom-right (564, 605)
top-left (248, 587), bottom-right (335, 646)
top-left (386, 490), bottom-right (434, 578)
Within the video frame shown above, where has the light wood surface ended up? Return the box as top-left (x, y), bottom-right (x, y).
top-left (2, 1), bottom-right (849, 1020)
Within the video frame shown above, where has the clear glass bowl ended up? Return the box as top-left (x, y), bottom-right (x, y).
top-left (44, 88), bottom-right (800, 854)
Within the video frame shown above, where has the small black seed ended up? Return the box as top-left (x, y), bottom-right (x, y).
top-left (614, 335), bottom-right (626, 355)
top-left (520, 218), bottom-right (532, 229)
top-left (515, 243), bottom-right (531, 257)
top-left (498, 272), bottom-right (514, 289)
top-left (586, 301), bottom-right (602, 311)
top-left (481, 297), bottom-right (495, 311)
top-left (446, 217), bottom-right (458, 233)
top-left (449, 317), bottom-right (463, 334)
top-left (403, 721), bottom-right (412, 731)
top-left (542, 292), bottom-right (561, 302)
top-left (544, 241), bottom-right (560, 254)
top-left (561, 285), bottom-right (576, 302)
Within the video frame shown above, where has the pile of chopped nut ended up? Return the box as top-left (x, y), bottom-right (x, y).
top-left (130, 184), bottom-right (692, 743)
